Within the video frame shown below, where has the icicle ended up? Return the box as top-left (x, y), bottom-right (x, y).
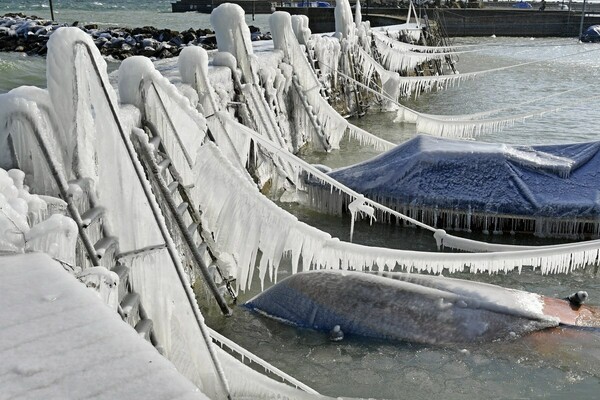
top-left (193, 141), bottom-right (600, 282)
top-left (348, 195), bottom-right (376, 242)
top-left (373, 31), bottom-right (479, 53)
top-left (76, 266), bottom-right (120, 311)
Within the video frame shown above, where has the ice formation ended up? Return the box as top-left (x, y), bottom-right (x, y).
top-left (193, 132), bottom-right (600, 295)
top-left (13, 26), bottom-right (234, 398)
top-left (0, 166), bottom-right (77, 264)
top-left (374, 36), bottom-right (460, 75)
top-left (270, 11), bottom-right (394, 152)
top-left (2, 6), bottom-right (600, 398)
top-left (334, 0), bottom-right (355, 41)
top-left (329, 135), bottom-right (600, 239)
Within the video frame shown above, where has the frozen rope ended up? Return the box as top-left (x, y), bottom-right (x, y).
top-left (195, 140), bottom-right (600, 283)
top-left (217, 112), bottom-right (600, 254)
top-left (321, 56), bottom-right (600, 139)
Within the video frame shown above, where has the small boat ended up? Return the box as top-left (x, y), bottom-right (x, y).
top-left (326, 135), bottom-right (600, 238)
top-left (581, 25), bottom-right (600, 43)
top-left (512, 1), bottom-right (533, 9)
top-left (245, 270), bottom-right (600, 344)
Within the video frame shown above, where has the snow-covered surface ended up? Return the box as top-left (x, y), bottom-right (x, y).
top-left (0, 252), bottom-right (208, 400)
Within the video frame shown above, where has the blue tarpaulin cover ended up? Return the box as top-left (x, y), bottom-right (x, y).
top-left (329, 135), bottom-right (600, 220)
top-left (582, 25), bottom-right (600, 43)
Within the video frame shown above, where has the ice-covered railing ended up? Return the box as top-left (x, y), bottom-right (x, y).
top-left (373, 30), bottom-right (476, 53)
top-left (193, 140), bottom-right (600, 293)
top-left (208, 328), bottom-right (319, 395)
top-left (373, 34), bottom-right (469, 75)
top-left (216, 112), bottom-right (600, 255)
top-left (353, 45), bottom-right (401, 110)
top-left (394, 45), bottom-right (600, 98)
top-left (326, 59), bottom-right (600, 139)
top-left (45, 27), bottom-right (232, 398)
top-left (271, 11), bottom-right (394, 152)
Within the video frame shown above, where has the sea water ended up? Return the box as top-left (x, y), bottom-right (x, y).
top-left (213, 37), bottom-right (600, 399)
top-left (3, 2), bottom-right (600, 399)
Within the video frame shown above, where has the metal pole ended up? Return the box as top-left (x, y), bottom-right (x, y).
top-left (579, 0), bottom-right (587, 40)
top-left (49, 0), bottom-right (55, 21)
top-left (567, 0), bottom-right (572, 31)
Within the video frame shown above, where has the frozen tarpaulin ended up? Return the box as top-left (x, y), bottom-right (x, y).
top-left (328, 135), bottom-right (600, 238)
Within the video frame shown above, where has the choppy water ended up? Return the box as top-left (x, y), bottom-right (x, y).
top-left (3, 2), bottom-right (600, 399)
top-left (1, 0), bottom-right (272, 33)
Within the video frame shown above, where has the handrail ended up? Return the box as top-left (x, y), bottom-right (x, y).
top-left (142, 79), bottom-right (195, 170)
top-left (72, 40), bottom-right (232, 400)
top-left (208, 327), bottom-right (320, 395)
top-left (8, 109), bottom-right (100, 267)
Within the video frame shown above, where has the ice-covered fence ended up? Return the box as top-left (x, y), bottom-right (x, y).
top-left (193, 139), bottom-right (600, 294)
top-left (0, 87), bottom-right (70, 197)
top-left (271, 11), bottom-right (394, 152)
top-left (44, 27), bottom-right (232, 398)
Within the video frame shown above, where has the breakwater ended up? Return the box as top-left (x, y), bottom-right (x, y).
top-left (279, 5), bottom-right (600, 36)
top-left (0, 13), bottom-right (270, 59)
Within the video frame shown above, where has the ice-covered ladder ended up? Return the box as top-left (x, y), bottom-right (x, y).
top-left (136, 117), bottom-right (236, 314)
top-left (129, 83), bottom-right (233, 315)
top-left (228, 62), bottom-right (298, 182)
top-left (289, 73), bottom-right (332, 151)
top-left (347, 50), bottom-right (367, 117)
top-left (301, 41), bottom-right (332, 101)
top-left (6, 108), bottom-right (161, 351)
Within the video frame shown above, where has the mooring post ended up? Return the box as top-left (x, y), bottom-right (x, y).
top-left (49, 0), bottom-right (55, 21)
top-left (579, 0), bottom-right (587, 40)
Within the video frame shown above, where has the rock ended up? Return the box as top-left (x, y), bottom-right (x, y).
top-left (140, 46), bottom-right (156, 57)
top-left (142, 38), bottom-right (156, 49)
top-left (0, 13), bottom-right (268, 61)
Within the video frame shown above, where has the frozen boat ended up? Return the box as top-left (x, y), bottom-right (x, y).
top-left (245, 269), bottom-right (600, 344)
top-left (581, 25), bottom-right (600, 43)
top-left (328, 135), bottom-right (600, 238)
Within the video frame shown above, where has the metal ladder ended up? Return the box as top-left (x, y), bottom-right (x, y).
top-left (135, 119), bottom-right (236, 314)
top-left (290, 73), bottom-right (332, 151)
top-left (347, 50), bottom-right (368, 117)
top-left (7, 110), bottom-right (162, 351)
